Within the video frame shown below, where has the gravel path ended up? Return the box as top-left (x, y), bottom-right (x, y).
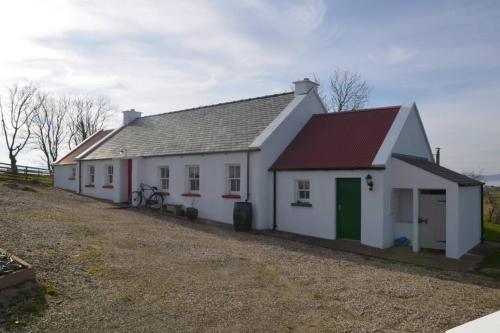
top-left (0, 181), bottom-right (499, 332)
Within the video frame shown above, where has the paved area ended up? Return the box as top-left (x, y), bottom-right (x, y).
top-left (262, 231), bottom-right (497, 272)
top-left (1, 181), bottom-right (500, 332)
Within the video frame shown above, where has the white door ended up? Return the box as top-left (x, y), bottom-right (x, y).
top-left (419, 192), bottom-right (446, 250)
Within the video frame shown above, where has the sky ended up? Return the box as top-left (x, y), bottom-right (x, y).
top-left (0, 0), bottom-right (499, 174)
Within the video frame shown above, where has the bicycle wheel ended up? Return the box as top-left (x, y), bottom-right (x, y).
top-left (131, 191), bottom-right (143, 206)
top-left (147, 193), bottom-right (164, 209)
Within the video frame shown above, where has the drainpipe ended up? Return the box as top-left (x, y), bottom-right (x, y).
top-left (78, 160), bottom-right (82, 194)
top-left (273, 170), bottom-right (277, 231)
top-left (245, 150), bottom-right (250, 202)
top-left (481, 184), bottom-right (484, 243)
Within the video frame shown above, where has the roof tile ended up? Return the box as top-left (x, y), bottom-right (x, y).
top-left (55, 130), bottom-right (113, 165)
top-left (271, 106), bottom-right (401, 170)
top-left (83, 92), bottom-right (294, 160)
top-left (393, 154), bottom-right (482, 186)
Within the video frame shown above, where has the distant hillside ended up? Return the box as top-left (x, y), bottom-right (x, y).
top-left (485, 174), bottom-right (500, 182)
top-left (484, 174), bottom-right (500, 187)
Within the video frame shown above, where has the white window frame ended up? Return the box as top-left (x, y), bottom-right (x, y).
top-left (186, 165), bottom-right (200, 192)
top-left (88, 165), bottom-right (95, 185)
top-left (105, 165), bottom-right (113, 185)
top-left (159, 166), bottom-right (169, 190)
top-left (226, 164), bottom-right (241, 194)
top-left (295, 179), bottom-right (310, 202)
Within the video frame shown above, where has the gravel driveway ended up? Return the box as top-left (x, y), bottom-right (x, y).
top-left (0, 181), bottom-right (499, 332)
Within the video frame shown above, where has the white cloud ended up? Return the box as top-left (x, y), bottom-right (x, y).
top-left (0, 0), bottom-right (498, 176)
top-left (0, 0), bottom-right (327, 166)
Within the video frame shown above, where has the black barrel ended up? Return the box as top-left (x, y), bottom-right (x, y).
top-left (233, 202), bottom-right (252, 231)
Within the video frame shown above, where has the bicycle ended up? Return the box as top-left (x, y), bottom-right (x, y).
top-left (131, 183), bottom-right (164, 209)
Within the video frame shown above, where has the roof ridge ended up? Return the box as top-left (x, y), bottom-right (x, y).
top-left (141, 91), bottom-right (294, 119)
top-left (313, 105), bottom-right (402, 117)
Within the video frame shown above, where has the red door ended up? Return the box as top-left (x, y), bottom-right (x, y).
top-left (127, 159), bottom-right (132, 202)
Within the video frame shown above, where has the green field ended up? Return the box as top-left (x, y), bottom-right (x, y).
top-left (484, 187), bottom-right (500, 243)
top-left (485, 222), bottom-right (500, 243)
top-left (0, 173), bottom-right (53, 186)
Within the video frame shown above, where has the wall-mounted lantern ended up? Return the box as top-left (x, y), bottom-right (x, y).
top-left (365, 174), bottom-right (374, 191)
top-left (119, 148), bottom-right (127, 158)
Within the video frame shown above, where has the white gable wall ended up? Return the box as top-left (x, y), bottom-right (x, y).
top-left (250, 91), bottom-right (327, 229)
top-left (392, 106), bottom-right (433, 160)
top-left (54, 164), bottom-right (77, 192)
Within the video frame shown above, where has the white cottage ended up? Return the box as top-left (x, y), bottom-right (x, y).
top-left (54, 78), bottom-right (482, 259)
top-left (53, 129), bottom-right (114, 192)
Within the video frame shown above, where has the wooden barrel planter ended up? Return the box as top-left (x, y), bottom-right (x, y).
top-left (233, 202), bottom-right (252, 231)
top-left (186, 207), bottom-right (198, 220)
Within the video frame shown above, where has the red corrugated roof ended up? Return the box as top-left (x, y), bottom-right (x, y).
top-left (55, 129), bottom-right (113, 165)
top-left (271, 106), bottom-right (401, 170)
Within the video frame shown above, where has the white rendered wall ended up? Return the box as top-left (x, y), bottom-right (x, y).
top-left (458, 186), bottom-right (481, 256)
top-left (391, 188), bottom-right (413, 241)
top-left (80, 159), bottom-right (116, 202)
top-left (251, 91), bottom-right (327, 230)
top-left (275, 170), bottom-right (385, 247)
top-left (54, 165), bottom-right (77, 192)
top-left (136, 152), bottom-right (248, 224)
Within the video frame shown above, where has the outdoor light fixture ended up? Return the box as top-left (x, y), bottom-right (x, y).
top-left (365, 174), bottom-right (374, 191)
top-left (119, 148), bottom-right (127, 158)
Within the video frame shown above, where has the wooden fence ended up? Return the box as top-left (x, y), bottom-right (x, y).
top-left (0, 162), bottom-right (53, 186)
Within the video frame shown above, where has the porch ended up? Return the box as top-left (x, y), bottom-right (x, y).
top-left (390, 155), bottom-right (482, 259)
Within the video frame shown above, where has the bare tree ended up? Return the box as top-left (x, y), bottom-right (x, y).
top-left (67, 96), bottom-right (112, 149)
top-left (464, 169), bottom-right (485, 182)
top-left (317, 70), bottom-right (371, 112)
top-left (31, 95), bottom-right (69, 172)
top-left (0, 83), bottom-right (44, 172)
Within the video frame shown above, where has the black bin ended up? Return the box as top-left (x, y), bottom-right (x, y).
top-left (233, 202), bottom-right (252, 231)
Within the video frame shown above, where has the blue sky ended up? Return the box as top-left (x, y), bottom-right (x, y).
top-left (0, 0), bottom-right (499, 173)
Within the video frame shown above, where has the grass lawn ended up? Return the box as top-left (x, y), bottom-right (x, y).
top-left (480, 249), bottom-right (500, 269)
top-left (0, 173), bottom-right (52, 186)
top-left (484, 222), bottom-right (500, 243)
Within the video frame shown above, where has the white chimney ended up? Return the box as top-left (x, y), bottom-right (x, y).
top-left (293, 78), bottom-right (319, 96)
top-left (122, 109), bottom-right (142, 126)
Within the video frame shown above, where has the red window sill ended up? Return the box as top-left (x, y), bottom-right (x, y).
top-left (222, 194), bottom-right (241, 199)
top-left (84, 184), bottom-right (95, 188)
top-left (159, 192), bottom-right (170, 196)
top-left (102, 185), bottom-right (114, 189)
top-left (182, 193), bottom-right (201, 197)
top-left (68, 177), bottom-right (75, 180)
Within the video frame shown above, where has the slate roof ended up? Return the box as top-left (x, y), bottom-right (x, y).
top-left (55, 129), bottom-right (113, 165)
top-left (82, 92), bottom-right (294, 160)
top-left (393, 154), bottom-right (483, 186)
top-left (271, 106), bottom-right (401, 170)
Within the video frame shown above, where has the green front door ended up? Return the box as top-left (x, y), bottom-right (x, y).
top-left (336, 178), bottom-right (361, 240)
